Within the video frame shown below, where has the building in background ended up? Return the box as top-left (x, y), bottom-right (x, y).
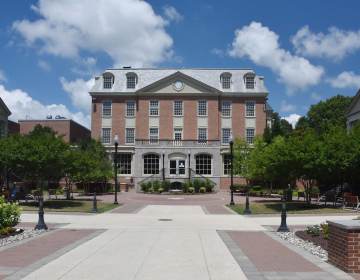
top-left (0, 97), bottom-right (11, 138)
top-left (347, 89), bottom-right (360, 130)
top-left (8, 120), bottom-right (20, 135)
top-left (19, 118), bottom-right (91, 143)
top-left (90, 68), bottom-right (271, 190)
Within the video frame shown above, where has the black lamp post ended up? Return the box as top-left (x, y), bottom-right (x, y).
top-left (188, 150), bottom-right (191, 182)
top-left (35, 185), bottom-right (48, 230)
top-left (277, 196), bottom-right (289, 232)
top-left (92, 189), bottom-right (98, 213)
top-left (114, 134), bottom-right (119, 205)
top-left (229, 134), bottom-right (235, 206)
top-left (244, 193), bottom-right (252, 215)
top-left (162, 151), bottom-right (165, 181)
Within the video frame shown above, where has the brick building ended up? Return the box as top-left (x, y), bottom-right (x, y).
top-left (19, 118), bottom-right (91, 143)
top-left (90, 68), bottom-right (272, 190)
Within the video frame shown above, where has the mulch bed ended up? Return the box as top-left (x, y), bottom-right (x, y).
top-left (295, 230), bottom-right (328, 251)
top-left (0, 228), bottom-right (24, 239)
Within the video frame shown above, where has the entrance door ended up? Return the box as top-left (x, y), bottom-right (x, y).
top-left (169, 159), bottom-right (186, 176)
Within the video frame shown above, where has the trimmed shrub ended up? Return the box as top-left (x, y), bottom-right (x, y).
top-left (152, 180), bottom-right (161, 193)
top-left (161, 180), bottom-right (171, 192)
top-left (188, 187), bottom-right (195, 194)
top-left (205, 179), bottom-right (214, 192)
top-left (0, 196), bottom-right (21, 229)
top-left (140, 182), bottom-right (149, 192)
top-left (192, 179), bottom-right (202, 193)
top-left (148, 187), bottom-right (154, 193)
top-left (158, 187), bottom-right (164, 193)
top-left (183, 181), bottom-right (192, 193)
top-left (199, 187), bottom-right (206, 193)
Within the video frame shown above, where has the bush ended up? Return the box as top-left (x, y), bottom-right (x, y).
top-left (0, 226), bottom-right (15, 236)
top-left (140, 182), bottom-right (149, 192)
top-left (251, 185), bottom-right (263, 192)
top-left (161, 180), bottom-right (171, 192)
top-left (148, 187), bottom-right (154, 193)
top-left (0, 196), bottom-right (21, 229)
top-left (204, 179), bottom-right (214, 192)
top-left (188, 187), bottom-right (195, 194)
top-left (183, 181), bottom-right (192, 193)
top-left (192, 179), bottom-right (203, 193)
top-left (306, 225), bottom-right (321, 236)
top-left (321, 223), bottom-right (329, 239)
top-left (152, 180), bottom-right (161, 193)
top-left (158, 187), bottom-right (164, 193)
top-left (199, 187), bottom-right (206, 193)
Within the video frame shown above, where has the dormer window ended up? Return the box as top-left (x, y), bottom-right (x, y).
top-left (244, 73), bottom-right (255, 89)
top-left (220, 73), bottom-right (232, 89)
top-left (126, 73), bottom-right (138, 89)
top-left (103, 73), bottom-right (114, 89)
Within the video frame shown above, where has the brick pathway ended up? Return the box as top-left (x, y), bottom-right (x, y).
top-left (0, 228), bottom-right (101, 279)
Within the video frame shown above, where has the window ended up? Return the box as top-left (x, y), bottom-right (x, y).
top-left (102, 101), bottom-right (112, 117)
top-left (149, 100), bottom-right (159, 116)
top-left (101, 128), bottom-right (111, 144)
top-left (223, 154), bottom-right (231, 175)
top-left (173, 100), bottom-right (183, 116)
top-left (246, 101), bottom-right (255, 117)
top-left (222, 128), bottom-right (231, 144)
top-left (126, 73), bottom-right (137, 89)
top-left (126, 101), bottom-right (136, 117)
top-left (196, 154), bottom-right (212, 175)
top-left (246, 128), bottom-right (255, 144)
top-left (222, 101), bottom-right (232, 117)
top-left (220, 73), bottom-right (232, 89)
top-left (198, 128), bottom-right (207, 144)
top-left (198, 100), bottom-right (207, 116)
top-left (149, 127), bottom-right (159, 144)
top-left (144, 154), bottom-right (160, 174)
top-left (245, 74), bottom-right (255, 89)
top-left (117, 153), bottom-right (132, 175)
top-left (103, 73), bottom-right (114, 89)
top-left (125, 128), bottom-right (135, 144)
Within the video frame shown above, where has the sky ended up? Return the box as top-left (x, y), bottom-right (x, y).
top-left (1, 0), bottom-right (360, 128)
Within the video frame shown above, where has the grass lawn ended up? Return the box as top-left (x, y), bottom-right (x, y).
top-left (20, 199), bottom-right (119, 213)
top-left (229, 201), bottom-right (350, 215)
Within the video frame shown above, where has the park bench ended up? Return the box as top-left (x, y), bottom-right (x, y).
top-left (343, 195), bottom-right (360, 210)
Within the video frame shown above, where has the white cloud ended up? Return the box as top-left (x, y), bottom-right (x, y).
top-left (37, 60), bottom-right (51, 71)
top-left (60, 77), bottom-right (94, 113)
top-left (211, 48), bottom-right (225, 57)
top-left (311, 92), bottom-right (321, 101)
top-left (280, 100), bottom-right (296, 112)
top-left (0, 84), bottom-right (90, 127)
top-left (163, 5), bottom-right (183, 23)
top-left (0, 69), bottom-right (6, 82)
top-left (13, 0), bottom-right (174, 67)
top-left (228, 22), bottom-right (324, 91)
top-left (292, 26), bottom-right (360, 60)
top-left (282, 114), bottom-right (301, 128)
top-left (328, 71), bottom-right (360, 89)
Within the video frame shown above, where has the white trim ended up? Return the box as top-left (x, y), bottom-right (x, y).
top-left (245, 100), bottom-right (256, 117)
top-left (125, 100), bottom-right (136, 117)
top-left (197, 100), bottom-right (208, 117)
top-left (149, 100), bottom-right (159, 116)
top-left (102, 100), bottom-right (112, 118)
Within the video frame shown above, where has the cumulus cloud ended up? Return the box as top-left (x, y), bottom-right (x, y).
top-left (0, 84), bottom-right (90, 127)
top-left (282, 114), bottom-right (301, 128)
top-left (328, 71), bottom-right (360, 89)
top-left (13, 0), bottom-right (173, 67)
top-left (292, 26), bottom-right (360, 60)
top-left (60, 77), bottom-right (94, 113)
top-left (228, 22), bottom-right (324, 91)
top-left (280, 100), bottom-right (296, 112)
top-left (163, 5), bottom-right (183, 23)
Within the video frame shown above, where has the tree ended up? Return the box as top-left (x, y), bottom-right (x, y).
top-left (264, 112), bottom-right (293, 143)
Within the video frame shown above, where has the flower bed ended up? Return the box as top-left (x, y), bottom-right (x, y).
top-left (140, 179), bottom-right (215, 194)
top-left (0, 196), bottom-right (22, 238)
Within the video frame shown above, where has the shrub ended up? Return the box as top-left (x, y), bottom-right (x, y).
top-left (148, 187), bottom-right (154, 193)
top-left (192, 179), bottom-right (203, 193)
top-left (251, 185), bottom-right (263, 192)
top-left (158, 187), bottom-right (164, 193)
top-left (321, 223), bottom-right (329, 239)
top-left (188, 187), bottom-right (195, 194)
top-left (140, 182), bottom-right (149, 192)
top-left (199, 187), bottom-right (206, 193)
top-left (152, 180), bottom-right (161, 193)
top-left (306, 225), bottom-right (321, 236)
top-left (0, 196), bottom-right (21, 229)
top-left (161, 180), bottom-right (171, 192)
top-left (0, 226), bottom-right (15, 236)
top-left (183, 181), bottom-right (192, 193)
top-left (311, 186), bottom-right (320, 195)
top-left (204, 179), bottom-right (214, 192)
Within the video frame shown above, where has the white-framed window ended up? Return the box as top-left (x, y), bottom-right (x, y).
top-left (222, 128), bottom-right (231, 144)
top-left (144, 154), bottom-right (160, 174)
top-left (174, 127), bottom-right (183, 141)
top-left (222, 101), bottom-right (232, 117)
top-left (246, 101), bottom-right (256, 117)
top-left (126, 73), bottom-right (137, 89)
top-left (246, 128), bottom-right (255, 144)
top-left (117, 153), bottom-right (132, 175)
top-left (173, 100), bottom-right (183, 116)
top-left (125, 128), bottom-right (135, 144)
top-left (198, 128), bottom-right (207, 144)
top-left (149, 100), bottom-right (159, 116)
top-left (223, 154), bottom-right (231, 175)
top-left (220, 73), bottom-right (232, 89)
top-left (149, 127), bottom-right (159, 144)
top-left (103, 73), bottom-right (114, 89)
top-left (102, 101), bottom-right (112, 117)
top-left (198, 100), bottom-right (207, 116)
top-left (245, 74), bottom-right (255, 89)
top-left (126, 101), bottom-right (136, 117)
top-left (196, 154), bottom-right (212, 175)
top-left (101, 128), bottom-right (111, 144)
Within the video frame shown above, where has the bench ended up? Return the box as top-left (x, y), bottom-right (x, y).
top-left (343, 195), bottom-right (360, 210)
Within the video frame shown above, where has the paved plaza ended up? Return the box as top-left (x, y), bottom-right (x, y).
top-left (0, 191), bottom-right (359, 280)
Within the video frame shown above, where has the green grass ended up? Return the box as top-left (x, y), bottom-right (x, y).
top-left (20, 199), bottom-right (119, 213)
top-left (229, 201), bottom-right (348, 215)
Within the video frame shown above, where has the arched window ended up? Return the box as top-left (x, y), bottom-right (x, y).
top-left (195, 154), bottom-right (212, 175)
top-left (143, 153), bottom-right (159, 174)
top-left (103, 73), bottom-right (114, 89)
top-left (244, 72), bottom-right (255, 89)
top-left (126, 72), bottom-right (138, 89)
top-left (220, 72), bottom-right (232, 89)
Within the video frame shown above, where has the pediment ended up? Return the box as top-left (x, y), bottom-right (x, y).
top-left (136, 71), bottom-right (221, 95)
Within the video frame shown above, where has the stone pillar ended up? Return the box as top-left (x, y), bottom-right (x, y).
top-left (327, 220), bottom-right (360, 273)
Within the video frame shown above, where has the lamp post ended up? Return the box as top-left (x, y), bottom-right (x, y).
top-left (229, 133), bottom-right (235, 206)
top-left (35, 185), bottom-right (48, 230)
top-left (188, 150), bottom-right (191, 182)
top-left (92, 189), bottom-right (98, 213)
top-left (162, 150), bottom-right (165, 181)
top-left (113, 134), bottom-right (119, 205)
top-left (244, 193), bottom-right (252, 214)
top-left (277, 196), bottom-right (289, 232)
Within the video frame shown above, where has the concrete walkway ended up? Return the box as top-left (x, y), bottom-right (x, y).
top-left (11, 205), bottom-right (359, 280)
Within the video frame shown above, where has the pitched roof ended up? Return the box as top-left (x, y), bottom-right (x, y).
top-left (346, 89), bottom-right (360, 116)
top-left (0, 97), bottom-right (11, 116)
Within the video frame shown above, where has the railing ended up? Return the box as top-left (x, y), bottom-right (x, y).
top-left (135, 139), bottom-right (221, 147)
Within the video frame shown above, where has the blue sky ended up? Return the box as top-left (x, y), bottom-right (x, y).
top-left (1, 0), bottom-right (360, 127)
